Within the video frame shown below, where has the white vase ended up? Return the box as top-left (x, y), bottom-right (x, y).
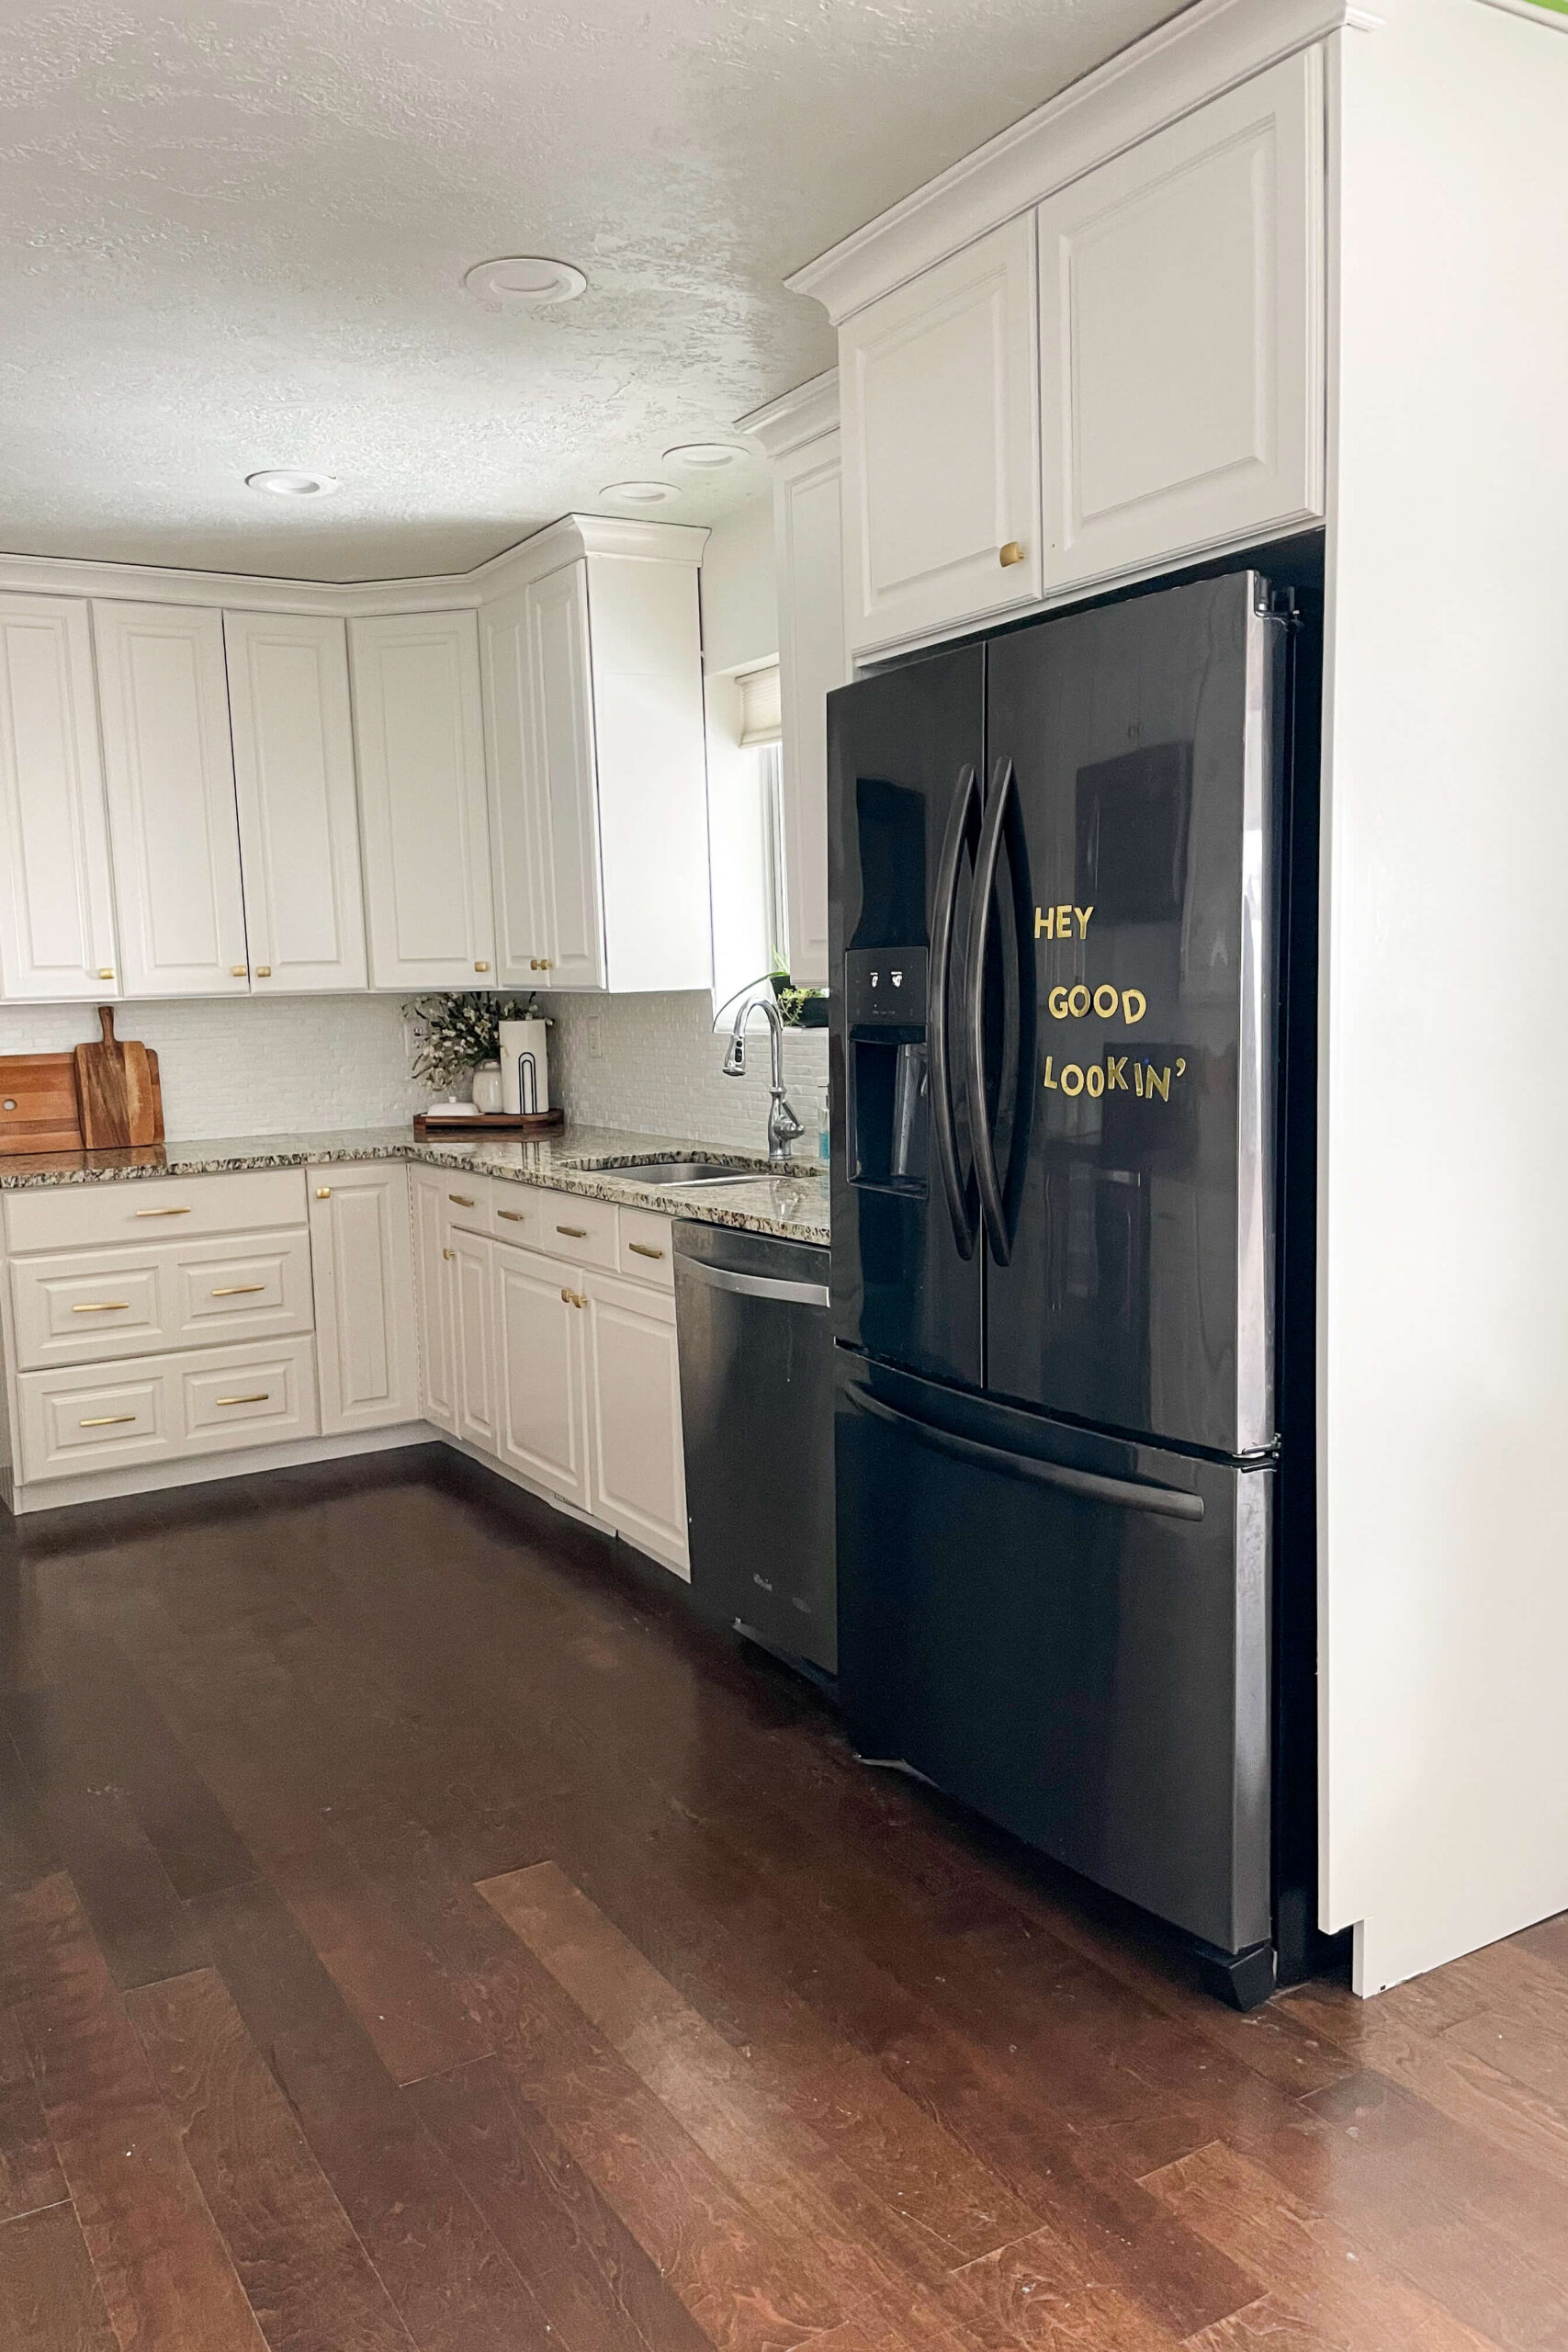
top-left (471, 1061), bottom-right (503, 1114)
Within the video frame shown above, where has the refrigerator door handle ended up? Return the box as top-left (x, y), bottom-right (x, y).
top-left (849, 1385), bottom-right (1206, 1521)
top-left (965, 757), bottom-right (1014, 1265)
top-left (929, 762), bottom-right (981, 1261)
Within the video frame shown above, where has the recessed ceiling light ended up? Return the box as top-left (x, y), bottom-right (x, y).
top-left (663, 442), bottom-right (748, 472)
top-left (600, 480), bottom-right (681, 507)
top-left (246, 469), bottom-right (338, 497)
top-left (463, 255), bottom-right (588, 310)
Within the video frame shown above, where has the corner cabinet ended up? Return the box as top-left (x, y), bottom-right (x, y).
top-left (838, 216), bottom-right (1042, 656)
top-left (1037, 48), bottom-right (1325, 595)
top-left (93, 601), bottom-right (251, 997)
top-left (0, 594), bottom-right (118, 1001)
top-left (482, 525), bottom-right (712, 994)
top-left (225, 613), bottom-right (367, 992)
top-left (308, 1163), bottom-right (418, 1434)
top-left (349, 611), bottom-right (495, 990)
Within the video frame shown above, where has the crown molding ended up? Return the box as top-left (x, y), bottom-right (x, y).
top-left (786, 0), bottom-right (1361, 324)
top-left (736, 369), bottom-right (840, 461)
top-left (0, 512), bottom-right (711, 619)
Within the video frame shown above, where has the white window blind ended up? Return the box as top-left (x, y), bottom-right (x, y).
top-left (737, 662), bottom-right (783, 746)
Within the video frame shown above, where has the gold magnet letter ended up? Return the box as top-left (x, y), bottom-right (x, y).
top-left (1092, 984), bottom-right (1119, 1019)
top-left (1106, 1056), bottom-right (1128, 1091)
top-left (1076, 906), bottom-right (1094, 937)
top-left (1122, 989), bottom-right (1147, 1024)
top-left (1034, 906), bottom-right (1054, 939)
top-left (1146, 1065), bottom-right (1171, 1102)
top-left (1056, 903), bottom-right (1073, 937)
top-left (1060, 1063), bottom-right (1085, 1097)
top-left (1043, 1057), bottom-right (1059, 1091)
top-left (1067, 983), bottom-right (1091, 1018)
top-left (1086, 1064), bottom-right (1105, 1098)
top-left (1048, 986), bottom-right (1070, 1019)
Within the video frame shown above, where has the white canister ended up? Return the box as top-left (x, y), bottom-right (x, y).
top-left (471, 1061), bottom-right (503, 1114)
top-left (499, 1019), bottom-right (550, 1116)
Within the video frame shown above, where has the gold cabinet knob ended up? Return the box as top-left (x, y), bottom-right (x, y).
top-left (254, 965), bottom-right (271, 978)
top-left (231, 965), bottom-right (248, 978)
top-left (999, 540), bottom-right (1025, 568)
top-left (540, 959), bottom-right (553, 971)
top-left (442, 1246), bottom-right (454, 1260)
top-left (97, 967), bottom-right (115, 980)
top-left (474, 960), bottom-right (490, 974)
top-left (529, 958), bottom-right (540, 971)
top-left (315, 1186), bottom-right (332, 1199)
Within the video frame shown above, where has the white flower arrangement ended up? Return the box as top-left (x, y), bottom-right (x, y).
top-left (402, 993), bottom-right (538, 1094)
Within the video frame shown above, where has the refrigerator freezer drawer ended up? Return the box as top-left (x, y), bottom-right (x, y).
top-left (836, 1354), bottom-right (1271, 1953)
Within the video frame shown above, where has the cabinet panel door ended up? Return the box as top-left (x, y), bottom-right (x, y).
top-left (1038, 49), bottom-right (1325, 594)
top-left (583, 1270), bottom-right (687, 1576)
top-left (527, 562), bottom-right (606, 991)
top-left (774, 435), bottom-right (846, 991)
top-left (481, 585), bottom-right (553, 990)
top-left (411, 1169), bottom-right (456, 1432)
top-left (494, 1240), bottom-right (589, 1508)
top-left (840, 216), bottom-right (1041, 654)
top-left (449, 1226), bottom-right (496, 1453)
top-left (0, 594), bottom-right (118, 1001)
top-left (350, 612), bottom-right (495, 989)
top-left (310, 1163), bottom-right (418, 1435)
top-left (225, 613), bottom-right (367, 991)
top-left (93, 600), bottom-right (249, 996)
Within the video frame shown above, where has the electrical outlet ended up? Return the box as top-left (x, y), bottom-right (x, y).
top-left (584, 1014), bottom-right (604, 1061)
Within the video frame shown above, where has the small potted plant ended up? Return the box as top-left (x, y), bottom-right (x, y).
top-left (403, 992), bottom-right (539, 1101)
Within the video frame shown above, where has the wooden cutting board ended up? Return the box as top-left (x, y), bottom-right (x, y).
top-left (74, 1006), bottom-right (159, 1148)
top-left (0, 1038), bottom-right (164, 1159)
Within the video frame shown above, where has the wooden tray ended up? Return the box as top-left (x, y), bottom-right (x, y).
top-left (0, 1047), bottom-right (164, 1158)
top-left (413, 1107), bottom-right (564, 1136)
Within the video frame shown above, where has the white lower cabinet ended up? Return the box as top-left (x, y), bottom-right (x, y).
top-left (582, 1270), bottom-right (687, 1577)
top-left (309, 1163), bottom-right (418, 1436)
top-left (410, 1167), bottom-right (456, 1432)
top-left (494, 1239), bottom-right (590, 1509)
top-left (449, 1226), bottom-right (497, 1453)
top-left (16, 1333), bottom-right (318, 1483)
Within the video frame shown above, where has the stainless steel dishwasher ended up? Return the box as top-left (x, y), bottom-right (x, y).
top-left (673, 1218), bottom-right (836, 1675)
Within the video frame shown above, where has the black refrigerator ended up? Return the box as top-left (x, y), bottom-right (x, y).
top-left (829, 568), bottom-right (1299, 2007)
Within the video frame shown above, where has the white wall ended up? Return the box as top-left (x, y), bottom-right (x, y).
top-left (699, 491), bottom-right (783, 1012)
top-left (0, 996), bottom-right (423, 1140)
top-left (699, 493), bottom-right (778, 676)
top-left (1322, 0), bottom-right (1568, 1993)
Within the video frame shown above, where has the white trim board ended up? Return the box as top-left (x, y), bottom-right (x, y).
top-left (737, 370), bottom-right (840, 460)
top-left (4, 1419), bottom-right (434, 1514)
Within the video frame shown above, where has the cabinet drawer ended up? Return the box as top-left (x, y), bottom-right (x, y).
top-left (9, 1228), bottom-right (314, 1371)
top-left (528, 1190), bottom-right (618, 1272)
top-left (615, 1206), bottom-right (675, 1291)
top-left (4, 1168), bottom-right (307, 1255)
top-left (15, 1333), bottom-right (318, 1484)
top-left (437, 1176), bottom-right (493, 1238)
top-left (490, 1186), bottom-right (540, 1243)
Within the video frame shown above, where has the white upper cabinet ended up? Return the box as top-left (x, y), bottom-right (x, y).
top-left (0, 594), bottom-right (118, 1001)
top-left (224, 612), bottom-right (367, 992)
top-left (773, 433), bottom-right (845, 993)
top-left (482, 526), bottom-right (711, 994)
top-left (839, 216), bottom-right (1042, 655)
top-left (349, 610), bottom-right (494, 990)
top-left (1038, 48), bottom-right (1325, 594)
top-left (483, 564), bottom-right (605, 990)
top-left (93, 600), bottom-right (249, 997)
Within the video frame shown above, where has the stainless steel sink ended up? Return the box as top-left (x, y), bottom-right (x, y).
top-left (596, 1159), bottom-right (777, 1189)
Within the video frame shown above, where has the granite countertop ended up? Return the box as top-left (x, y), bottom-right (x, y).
top-left (0, 1123), bottom-right (830, 1246)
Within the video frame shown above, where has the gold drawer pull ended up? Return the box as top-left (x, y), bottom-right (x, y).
top-left (448, 1194), bottom-right (476, 1207)
top-left (497, 1209), bottom-right (525, 1223)
top-left (79, 1413), bottom-right (137, 1428)
top-left (254, 965), bottom-right (271, 978)
top-left (231, 965), bottom-right (248, 978)
top-left (215, 1392), bottom-right (269, 1408)
top-left (210, 1283), bottom-right (265, 1297)
top-left (556, 1224), bottom-right (588, 1238)
top-left (135, 1204), bottom-right (191, 1217)
top-left (474, 960), bottom-right (490, 973)
top-left (999, 539), bottom-right (1025, 567)
top-left (627, 1243), bottom-right (665, 1261)
top-left (98, 967), bottom-right (115, 980)
top-left (316, 1187), bottom-right (332, 1199)
top-left (72, 1301), bottom-right (130, 1313)
top-left (559, 1288), bottom-right (585, 1309)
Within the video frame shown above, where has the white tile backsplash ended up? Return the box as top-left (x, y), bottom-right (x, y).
top-left (0, 995), bottom-right (425, 1139)
top-left (0, 988), bottom-right (829, 1156)
top-left (541, 990), bottom-right (830, 1154)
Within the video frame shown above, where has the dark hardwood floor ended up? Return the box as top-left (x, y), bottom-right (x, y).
top-left (3, 1448), bottom-right (1567, 2352)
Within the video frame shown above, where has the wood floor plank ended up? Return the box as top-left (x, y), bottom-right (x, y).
top-left (1180, 2291), bottom-right (1353, 2349)
top-left (0, 2199), bottom-right (119, 2352)
top-left (27, 1775), bottom-right (211, 1990)
top-left (127, 1964), bottom-right (417, 2352)
top-left (951, 2219), bottom-right (1183, 2352)
top-left (0, 1724), bottom-right (56, 1901)
top-left (0, 2009), bottom-right (65, 2224)
top-left (189, 1872), bottom-right (556, 2352)
top-left (0, 1870), bottom-right (266, 2351)
top-left (1141, 2140), bottom-right (1506, 2352)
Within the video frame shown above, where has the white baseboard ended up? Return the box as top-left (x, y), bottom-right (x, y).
top-left (5, 1420), bottom-right (438, 1516)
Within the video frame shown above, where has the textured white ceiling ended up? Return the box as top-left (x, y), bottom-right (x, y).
top-left (0, 0), bottom-right (1189, 582)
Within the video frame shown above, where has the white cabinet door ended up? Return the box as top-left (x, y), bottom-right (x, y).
top-left (225, 613), bottom-right (367, 991)
top-left (493, 1238), bottom-right (590, 1508)
top-left (0, 594), bottom-right (118, 1001)
top-left (411, 1167), bottom-right (456, 1432)
top-left (350, 611), bottom-right (494, 989)
top-left (449, 1225), bottom-right (496, 1453)
top-left (481, 566), bottom-right (605, 992)
top-left (309, 1163), bottom-right (417, 1435)
top-left (839, 216), bottom-right (1041, 655)
top-left (1038, 49), bottom-right (1325, 595)
top-left (583, 1269), bottom-right (688, 1576)
top-left (93, 601), bottom-right (249, 996)
top-left (773, 433), bottom-right (846, 990)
